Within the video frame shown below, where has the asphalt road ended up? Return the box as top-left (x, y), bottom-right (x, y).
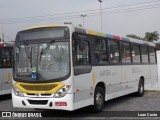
top-left (0, 91), bottom-right (160, 120)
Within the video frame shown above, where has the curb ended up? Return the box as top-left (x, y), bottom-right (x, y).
top-left (145, 90), bottom-right (160, 92)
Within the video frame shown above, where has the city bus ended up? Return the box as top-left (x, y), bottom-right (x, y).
top-left (12, 24), bottom-right (158, 112)
top-left (0, 41), bottom-right (14, 95)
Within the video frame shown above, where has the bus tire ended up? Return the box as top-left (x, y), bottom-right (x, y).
top-left (91, 86), bottom-right (105, 112)
top-left (136, 79), bottom-right (144, 97)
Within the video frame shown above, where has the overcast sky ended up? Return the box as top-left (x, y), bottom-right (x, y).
top-left (0, 0), bottom-right (160, 41)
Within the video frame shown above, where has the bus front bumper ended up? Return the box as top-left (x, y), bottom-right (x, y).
top-left (12, 93), bottom-right (74, 111)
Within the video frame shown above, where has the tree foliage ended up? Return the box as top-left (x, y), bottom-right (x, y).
top-left (126, 31), bottom-right (159, 42)
top-left (126, 34), bottom-right (144, 40)
top-left (144, 31), bottom-right (159, 42)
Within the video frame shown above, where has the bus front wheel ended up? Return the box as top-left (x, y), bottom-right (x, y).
top-left (91, 86), bottom-right (105, 112)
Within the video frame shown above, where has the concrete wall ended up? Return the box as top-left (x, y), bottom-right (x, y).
top-left (157, 50), bottom-right (160, 82)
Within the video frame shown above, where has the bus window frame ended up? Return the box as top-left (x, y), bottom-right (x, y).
top-left (72, 33), bottom-right (92, 75)
top-left (120, 41), bottom-right (132, 64)
top-left (94, 37), bottom-right (109, 66)
top-left (149, 46), bottom-right (157, 64)
top-left (107, 39), bottom-right (121, 65)
top-left (140, 44), bottom-right (149, 64)
top-left (131, 43), bottom-right (141, 64)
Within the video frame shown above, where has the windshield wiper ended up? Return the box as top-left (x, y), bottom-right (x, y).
top-left (40, 40), bottom-right (55, 55)
top-left (23, 42), bottom-right (32, 68)
top-left (24, 42), bottom-right (31, 58)
top-left (15, 45), bottom-right (21, 63)
top-left (39, 40), bottom-right (55, 63)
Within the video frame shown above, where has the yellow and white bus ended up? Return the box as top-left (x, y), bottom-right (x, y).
top-left (0, 41), bottom-right (13, 95)
top-left (12, 24), bottom-right (158, 112)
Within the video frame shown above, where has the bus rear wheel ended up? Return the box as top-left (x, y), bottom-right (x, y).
top-left (91, 86), bottom-right (105, 112)
top-left (136, 79), bottom-right (144, 97)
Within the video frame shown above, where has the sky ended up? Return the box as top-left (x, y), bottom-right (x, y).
top-left (0, 0), bottom-right (160, 41)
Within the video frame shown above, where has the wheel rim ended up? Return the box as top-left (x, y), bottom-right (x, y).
top-left (96, 93), bottom-right (103, 109)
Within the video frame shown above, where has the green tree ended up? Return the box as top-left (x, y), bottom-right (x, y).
top-left (126, 31), bottom-right (159, 42)
top-left (144, 31), bottom-right (159, 42)
top-left (126, 34), bottom-right (144, 40)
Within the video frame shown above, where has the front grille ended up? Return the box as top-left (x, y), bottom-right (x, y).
top-left (41, 94), bottom-right (51, 96)
top-left (27, 93), bottom-right (36, 96)
top-left (28, 100), bottom-right (48, 105)
top-left (20, 84), bottom-right (57, 91)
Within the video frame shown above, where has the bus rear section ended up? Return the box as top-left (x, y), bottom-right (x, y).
top-left (0, 42), bottom-right (13, 95)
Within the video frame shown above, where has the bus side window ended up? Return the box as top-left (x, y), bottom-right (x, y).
top-left (74, 40), bottom-right (90, 65)
top-left (141, 45), bottom-right (149, 63)
top-left (72, 33), bottom-right (90, 65)
top-left (149, 47), bottom-right (156, 63)
top-left (108, 40), bottom-right (120, 63)
top-left (132, 44), bottom-right (141, 63)
top-left (94, 39), bottom-right (108, 64)
top-left (73, 33), bottom-right (92, 75)
top-left (121, 42), bottom-right (131, 63)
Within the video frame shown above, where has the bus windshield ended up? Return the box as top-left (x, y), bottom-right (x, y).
top-left (14, 41), bottom-right (70, 82)
top-left (14, 27), bottom-right (70, 82)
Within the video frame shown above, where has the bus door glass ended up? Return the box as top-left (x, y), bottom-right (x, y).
top-left (73, 33), bottom-right (91, 75)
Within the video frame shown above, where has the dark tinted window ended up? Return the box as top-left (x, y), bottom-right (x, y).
top-left (121, 42), bottom-right (131, 63)
top-left (132, 45), bottom-right (141, 63)
top-left (149, 47), bottom-right (156, 63)
top-left (74, 40), bottom-right (90, 65)
top-left (108, 40), bottom-right (120, 63)
top-left (95, 39), bottom-right (108, 64)
top-left (141, 46), bottom-right (149, 63)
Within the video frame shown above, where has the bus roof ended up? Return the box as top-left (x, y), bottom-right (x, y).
top-left (24, 24), bottom-right (63, 31)
top-left (22, 24), bottom-right (155, 47)
top-left (74, 27), bottom-right (155, 47)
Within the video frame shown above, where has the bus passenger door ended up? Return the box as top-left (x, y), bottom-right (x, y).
top-left (72, 34), bottom-right (93, 108)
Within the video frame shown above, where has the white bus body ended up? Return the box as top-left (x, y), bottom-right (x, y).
top-left (12, 24), bottom-right (158, 112)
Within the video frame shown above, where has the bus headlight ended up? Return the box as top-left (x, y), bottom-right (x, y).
top-left (13, 86), bottom-right (24, 97)
top-left (54, 85), bottom-right (71, 98)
